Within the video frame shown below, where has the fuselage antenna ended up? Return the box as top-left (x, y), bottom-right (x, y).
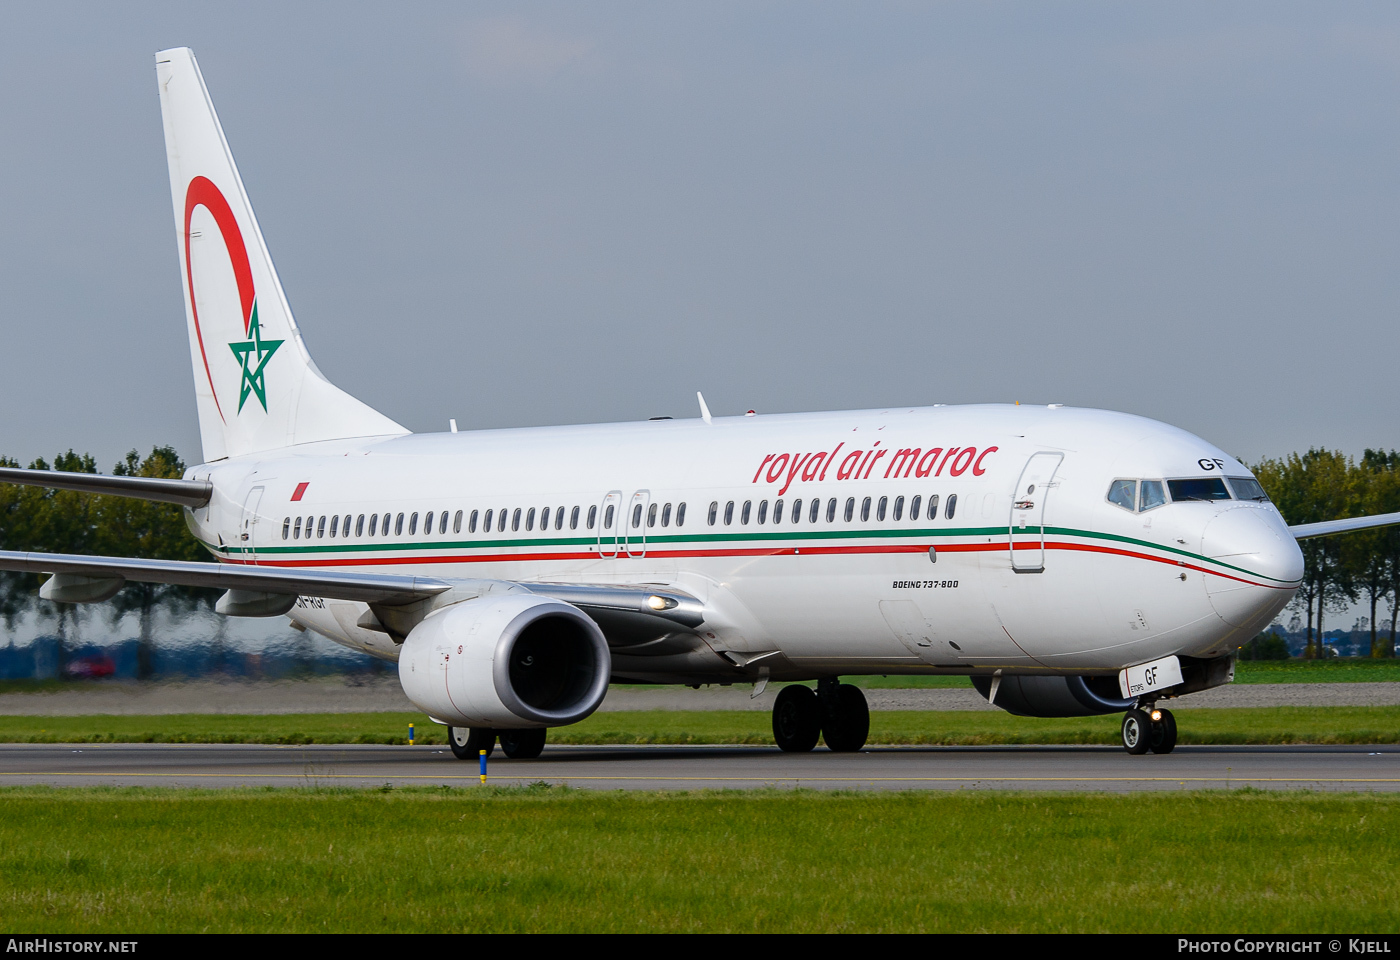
top-left (697, 392), bottom-right (712, 425)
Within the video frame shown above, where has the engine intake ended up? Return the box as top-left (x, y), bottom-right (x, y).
top-left (971, 674), bottom-right (1134, 717)
top-left (398, 594), bottom-right (610, 728)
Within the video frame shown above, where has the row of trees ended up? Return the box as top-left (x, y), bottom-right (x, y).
top-left (0, 447), bottom-right (208, 676)
top-left (1254, 449), bottom-right (1400, 659)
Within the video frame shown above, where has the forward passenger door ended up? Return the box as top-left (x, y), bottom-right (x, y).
top-left (1009, 453), bottom-right (1063, 573)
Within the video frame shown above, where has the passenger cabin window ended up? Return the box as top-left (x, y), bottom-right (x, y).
top-left (757, 500), bottom-right (768, 524)
top-left (927, 495), bottom-right (939, 520)
top-left (468, 510), bottom-right (478, 533)
top-left (330, 516), bottom-right (339, 538)
top-left (282, 518), bottom-right (291, 540)
top-left (826, 498), bottom-right (837, 522)
top-left (293, 517), bottom-right (302, 539)
top-left (498, 509), bottom-right (508, 532)
top-left (708, 501), bottom-right (719, 525)
top-left (525, 508), bottom-right (535, 531)
top-left (357, 515), bottom-right (365, 537)
top-left (571, 506), bottom-right (580, 530)
top-left (409, 513), bottom-right (419, 535)
top-left (604, 505), bottom-right (614, 529)
top-left (809, 499), bottom-right (820, 523)
top-left (482, 509), bottom-right (493, 532)
top-left (909, 495), bottom-right (921, 520)
top-left (423, 511), bottom-right (434, 535)
top-left (1140, 480), bottom-right (1166, 511)
top-left (512, 508), bottom-right (522, 532)
top-left (1167, 478), bottom-right (1231, 502)
top-left (368, 515), bottom-right (377, 537)
top-left (395, 513), bottom-right (405, 536)
top-left (632, 504), bottom-right (643, 529)
top-left (945, 494), bottom-right (957, 519)
top-left (844, 498), bottom-right (855, 522)
top-left (647, 503), bottom-right (657, 528)
top-left (452, 511), bottom-right (461, 534)
top-left (676, 502), bottom-right (687, 526)
top-left (877, 496), bottom-right (887, 521)
top-left (661, 503), bottom-right (671, 527)
top-left (741, 501), bottom-right (752, 524)
top-left (772, 498), bottom-right (783, 524)
top-left (860, 497), bottom-right (871, 522)
top-left (1108, 479), bottom-right (1137, 512)
top-left (317, 516), bottom-right (327, 539)
top-left (893, 496), bottom-right (904, 521)
top-left (792, 499), bottom-right (803, 523)
top-left (587, 505), bottom-right (597, 529)
top-left (725, 501), bottom-right (735, 525)
top-left (1227, 477), bottom-right (1269, 502)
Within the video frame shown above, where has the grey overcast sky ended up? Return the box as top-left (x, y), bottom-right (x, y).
top-left (2, 2), bottom-right (1398, 469)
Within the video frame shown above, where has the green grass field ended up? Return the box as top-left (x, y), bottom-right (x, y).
top-left (4, 705), bottom-right (1399, 745)
top-left (0, 787), bottom-right (1395, 932)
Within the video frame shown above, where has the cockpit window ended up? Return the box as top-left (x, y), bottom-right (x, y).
top-left (1107, 479), bottom-right (1136, 511)
top-left (1140, 480), bottom-right (1166, 511)
top-left (1226, 477), bottom-right (1269, 502)
top-left (1167, 478), bottom-right (1231, 502)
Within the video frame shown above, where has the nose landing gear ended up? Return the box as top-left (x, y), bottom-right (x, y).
top-left (1120, 705), bottom-right (1177, 755)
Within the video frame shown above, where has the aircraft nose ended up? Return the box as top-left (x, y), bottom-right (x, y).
top-left (1200, 506), bottom-right (1303, 628)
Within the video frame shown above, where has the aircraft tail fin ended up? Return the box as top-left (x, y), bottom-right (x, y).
top-left (155, 47), bottom-right (407, 462)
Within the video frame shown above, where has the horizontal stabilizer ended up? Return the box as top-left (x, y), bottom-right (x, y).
top-left (0, 467), bottom-right (212, 507)
top-left (1289, 511), bottom-right (1400, 540)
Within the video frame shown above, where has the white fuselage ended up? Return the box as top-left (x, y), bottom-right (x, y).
top-left (182, 403), bottom-right (1302, 684)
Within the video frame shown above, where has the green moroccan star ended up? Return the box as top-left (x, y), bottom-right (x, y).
top-left (228, 302), bottom-right (283, 414)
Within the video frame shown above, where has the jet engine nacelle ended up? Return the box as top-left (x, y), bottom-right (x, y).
top-left (398, 594), bottom-right (610, 729)
top-left (971, 674), bottom-right (1134, 718)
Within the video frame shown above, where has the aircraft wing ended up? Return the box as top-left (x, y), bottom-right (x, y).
top-left (1289, 511), bottom-right (1400, 540)
top-left (0, 550), bottom-right (449, 605)
top-left (0, 467), bottom-right (211, 507)
top-left (0, 549), bottom-right (705, 635)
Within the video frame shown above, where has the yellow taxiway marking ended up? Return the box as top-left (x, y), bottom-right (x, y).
top-left (3, 772), bottom-right (1400, 784)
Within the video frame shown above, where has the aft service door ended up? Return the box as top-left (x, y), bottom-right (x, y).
top-left (239, 486), bottom-right (265, 564)
top-left (624, 490), bottom-right (650, 557)
top-left (1009, 453), bottom-right (1062, 573)
top-left (597, 491), bottom-right (622, 558)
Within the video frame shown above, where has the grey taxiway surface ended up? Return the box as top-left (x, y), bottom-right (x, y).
top-left (4, 742), bottom-right (1399, 791)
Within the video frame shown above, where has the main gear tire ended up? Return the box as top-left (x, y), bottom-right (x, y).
top-left (772, 684), bottom-right (822, 753)
top-left (498, 728), bottom-right (547, 759)
top-left (821, 684), bottom-right (870, 753)
top-left (449, 726), bottom-right (495, 760)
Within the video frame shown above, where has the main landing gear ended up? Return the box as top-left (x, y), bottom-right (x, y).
top-left (448, 726), bottom-right (547, 760)
top-left (1120, 705), bottom-right (1177, 755)
top-left (772, 677), bottom-right (870, 753)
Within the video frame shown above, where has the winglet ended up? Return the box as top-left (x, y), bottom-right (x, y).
top-left (697, 392), bottom-right (712, 425)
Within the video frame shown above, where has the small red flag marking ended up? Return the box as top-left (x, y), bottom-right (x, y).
top-left (290, 482), bottom-right (309, 501)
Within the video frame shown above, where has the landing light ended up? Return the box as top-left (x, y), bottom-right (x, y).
top-left (647, 595), bottom-right (675, 611)
top-left (1150, 709), bottom-right (1162, 722)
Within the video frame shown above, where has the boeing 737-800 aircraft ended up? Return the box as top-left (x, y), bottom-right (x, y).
top-left (1, 48), bottom-right (1394, 759)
